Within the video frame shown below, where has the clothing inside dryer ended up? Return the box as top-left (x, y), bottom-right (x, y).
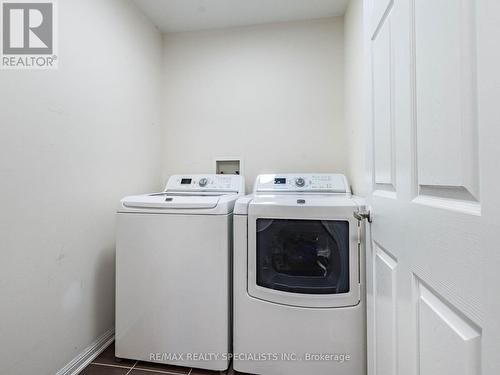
top-left (256, 219), bottom-right (350, 294)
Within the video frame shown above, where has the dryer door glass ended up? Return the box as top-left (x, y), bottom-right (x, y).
top-left (256, 219), bottom-right (350, 294)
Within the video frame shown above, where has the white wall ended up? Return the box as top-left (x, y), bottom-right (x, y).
top-left (344, 0), bottom-right (369, 196)
top-left (0, 1), bottom-right (162, 374)
top-left (161, 18), bottom-right (346, 192)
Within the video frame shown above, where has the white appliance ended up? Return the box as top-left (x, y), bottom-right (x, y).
top-left (233, 173), bottom-right (366, 375)
top-left (115, 174), bottom-right (244, 371)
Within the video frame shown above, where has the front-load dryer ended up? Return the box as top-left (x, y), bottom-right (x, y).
top-left (233, 173), bottom-right (366, 375)
top-left (115, 174), bottom-right (244, 371)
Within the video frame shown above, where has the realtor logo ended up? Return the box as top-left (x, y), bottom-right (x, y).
top-left (1, 0), bottom-right (57, 69)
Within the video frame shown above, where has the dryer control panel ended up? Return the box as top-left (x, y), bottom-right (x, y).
top-left (166, 174), bottom-right (244, 194)
top-left (254, 173), bottom-right (349, 194)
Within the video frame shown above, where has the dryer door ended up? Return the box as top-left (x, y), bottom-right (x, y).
top-left (247, 205), bottom-right (361, 308)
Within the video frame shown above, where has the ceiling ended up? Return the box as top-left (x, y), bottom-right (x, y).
top-left (132, 0), bottom-right (350, 33)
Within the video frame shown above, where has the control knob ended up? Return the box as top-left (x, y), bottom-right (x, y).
top-left (295, 177), bottom-right (305, 187)
top-left (199, 178), bottom-right (208, 187)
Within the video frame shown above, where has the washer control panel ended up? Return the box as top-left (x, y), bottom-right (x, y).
top-left (166, 174), bottom-right (243, 193)
top-left (254, 174), bottom-right (349, 194)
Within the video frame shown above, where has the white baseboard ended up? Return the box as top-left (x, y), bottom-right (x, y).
top-left (55, 328), bottom-right (115, 375)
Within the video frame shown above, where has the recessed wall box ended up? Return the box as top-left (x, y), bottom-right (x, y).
top-left (214, 157), bottom-right (242, 175)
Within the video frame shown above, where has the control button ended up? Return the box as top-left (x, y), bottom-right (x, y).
top-left (199, 178), bottom-right (208, 187)
top-left (295, 177), bottom-right (305, 187)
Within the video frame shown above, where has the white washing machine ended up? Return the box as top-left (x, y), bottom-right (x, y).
top-left (233, 173), bottom-right (366, 375)
top-left (115, 174), bottom-right (244, 371)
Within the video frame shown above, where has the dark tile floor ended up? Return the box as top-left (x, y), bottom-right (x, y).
top-left (80, 342), bottom-right (245, 375)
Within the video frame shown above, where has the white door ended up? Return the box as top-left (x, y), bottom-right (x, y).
top-left (365, 0), bottom-right (500, 374)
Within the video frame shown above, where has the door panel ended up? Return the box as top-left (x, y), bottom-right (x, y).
top-left (372, 15), bottom-right (395, 190)
top-left (414, 0), bottom-right (479, 207)
top-left (416, 279), bottom-right (481, 375)
top-left (365, 0), bottom-right (500, 374)
top-left (371, 0), bottom-right (393, 35)
top-left (374, 244), bottom-right (397, 375)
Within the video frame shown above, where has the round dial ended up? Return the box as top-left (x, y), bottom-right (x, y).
top-left (199, 178), bottom-right (208, 187)
top-left (295, 177), bottom-right (305, 187)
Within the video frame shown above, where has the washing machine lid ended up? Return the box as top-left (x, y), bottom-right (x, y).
top-left (122, 193), bottom-right (221, 210)
top-left (118, 192), bottom-right (241, 214)
top-left (118, 174), bottom-right (245, 215)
